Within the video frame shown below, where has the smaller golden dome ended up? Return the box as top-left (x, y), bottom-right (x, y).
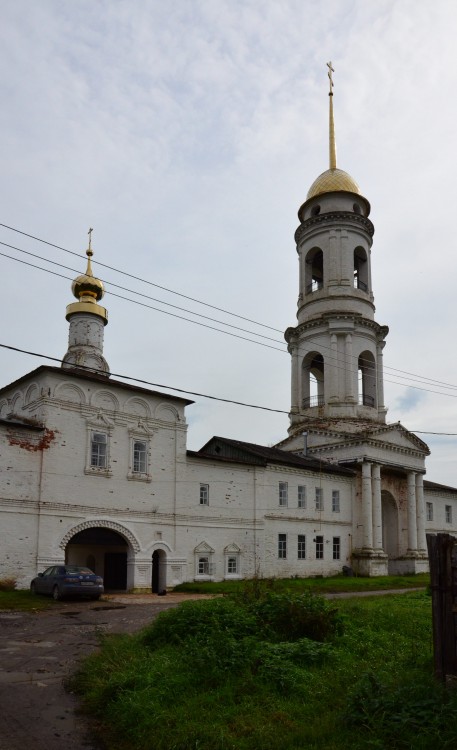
top-left (307, 168), bottom-right (361, 200)
top-left (71, 247), bottom-right (104, 303)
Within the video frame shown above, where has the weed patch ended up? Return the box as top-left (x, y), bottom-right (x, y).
top-left (71, 590), bottom-right (457, 750)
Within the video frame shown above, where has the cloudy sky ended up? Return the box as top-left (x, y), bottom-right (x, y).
top-left (1, 0), bottom-right (457, 484)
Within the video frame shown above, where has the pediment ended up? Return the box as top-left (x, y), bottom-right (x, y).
top-left (194, 541), bottom-right (215, 554)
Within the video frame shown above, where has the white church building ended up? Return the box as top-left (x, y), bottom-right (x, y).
top-left (1, 75), bottom-right (457, 590)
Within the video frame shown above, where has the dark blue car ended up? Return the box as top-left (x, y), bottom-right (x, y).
top-left (30, 565), bottom-right (104, 601)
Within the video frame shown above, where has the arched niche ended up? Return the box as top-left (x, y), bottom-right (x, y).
top-left (124, 397), bottom-right (151, 419)
top-left (92, 390), bottom-right (120, 412)
top-left (54, 382), bottom-right (86, 405)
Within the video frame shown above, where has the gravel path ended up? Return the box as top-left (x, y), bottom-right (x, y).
top-left (0, 594), bottom-right (207, 750)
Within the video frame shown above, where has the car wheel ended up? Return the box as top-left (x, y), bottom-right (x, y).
top-left (30, 582), bottom-right (37, 595)
top-left (52, 585), bottom-right (61, 601)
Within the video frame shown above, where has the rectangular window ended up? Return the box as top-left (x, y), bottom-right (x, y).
top-left (279, 482), bottom-right (288, 507)
top-left (227, 556), bottom-right (238, 574)
top-left (333, 536), bottom-right (341, 560)
top-left (426, 502), bottom-right (433, 522)
top-left (445, 505), bottom-right (452, 524)
top-left (298, 485), bottom-right (307, 508)
top-left (133, 440), bottom-right (147, 473)
top-left (200, 484), bottom-right (209, 505)
top-left (315, 535), bottom-right (324, 559)
top-left (278, 533), bottom-right (287, 559)
top-left (332, 490), bottom-right (340, 512)
top-left (298, 534), bottom-right (306, 559)
top-left (91, 432), bottom-right (107, 468)
top-left (315, 487), bottom-right (323, 511)
top-left (198, 556), bottom-right (210, 575)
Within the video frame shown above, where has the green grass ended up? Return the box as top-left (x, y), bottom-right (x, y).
top-left (0, 590), bottom-right (53, 611)
top-left (173, 572), bottom-right (430, 595)
top-left (70, 585), bottom-right (457, 750)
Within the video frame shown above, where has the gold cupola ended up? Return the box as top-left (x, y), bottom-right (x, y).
top-left (66, 231), bottom-right (108, 325)
top-left (302, 62), bottom-right (369, 210)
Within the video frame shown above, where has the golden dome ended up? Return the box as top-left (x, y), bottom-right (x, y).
top-left (71, 246), bottom-right (104, 303)
top-left (66, 233), bottom-right (108, 325)
top-left (307, 168), bottom-right (361, 200)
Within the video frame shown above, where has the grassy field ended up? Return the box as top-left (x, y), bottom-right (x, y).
top-left (0, 574), bottom-right (429, 611)
top-left (0, 589), bottom-right (51, 611)
top-left (174, 572), bottom-right (430, 595)
top-left (70, 584), bottom-right (457, 750)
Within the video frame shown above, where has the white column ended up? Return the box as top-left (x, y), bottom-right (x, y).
top-left (376, 341), bottom-right (385, 411)
top-left (372, 464), bottom-right (383, 551)
top-left (407, 472), bottom-right (418, 552)
top-left (362, 461), bottom-right (373, 550)
top-left (290, 345), bottom-right (299, 413)
top-left (416, 474), bottom-right (426, 553)
top-left (329, 334), bottom-right (338, 400)
top-left (345, 334), bottom-right (354, 401)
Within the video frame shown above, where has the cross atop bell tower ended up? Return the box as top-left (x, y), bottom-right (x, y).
top-left (285, 64), bottom-right (388, 436)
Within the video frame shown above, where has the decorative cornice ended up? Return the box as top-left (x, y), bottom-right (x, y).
top-left (285, 314), bottom-right (389, 343)
top-left (295, 211), bottom-right (374, 245)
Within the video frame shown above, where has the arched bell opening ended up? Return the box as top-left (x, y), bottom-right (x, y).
top-left (305, 247), bottom-right (324, 295)
top-left (354, 246), bottom-right (369, 292)
top-left (358, 351), bottom-right (376, 408)
top-left (302, 352), bottom-right (325, 409)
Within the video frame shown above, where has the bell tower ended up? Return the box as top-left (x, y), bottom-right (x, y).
top-left (286, 63), bottom-right (388, 436)
top-left (62, 229), bottom-right (110, 377)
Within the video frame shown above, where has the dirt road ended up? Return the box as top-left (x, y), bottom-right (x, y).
top-left (0, 594), bottom-right (206, 750)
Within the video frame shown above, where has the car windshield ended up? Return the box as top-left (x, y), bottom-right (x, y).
top-left (65, 566), bottom-right (94, 575)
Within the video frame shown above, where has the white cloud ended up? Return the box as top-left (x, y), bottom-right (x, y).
top-left (2, 0), bottom-right (457, 483)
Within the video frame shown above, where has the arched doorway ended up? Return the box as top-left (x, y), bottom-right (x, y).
top-left (151, 549), bottom-right (167, 593)
top-left (381, 491), bottom-right (399, 559)
top-left (66, 527), bottom-right (129, 591)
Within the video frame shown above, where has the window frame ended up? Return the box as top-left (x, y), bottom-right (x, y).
top-left (279, 481), bottom-right (288, 507)
top-left (332, 489), bottom-right (340, 513)
top-left (90, 431), bottom-right (107, 468)
top-left (278, 533), bottom-right (287, 559)
top-left (298, 485), bottom-right (307, 508)
top-left (445, 505), bottom-right (452, 524)
top-left (85, 422), bottom-right (113, 477)
top-left (426, 501), bottom-right (433, 522)
top-left (298, 534), bottom-right (306, 559)
top-left (315, 487), bottom-right (323, 511)
top-left (200, 483), bottom-right (209, 506)
top-left (332, 536), bottom-right (341, 560)
top-left (315, 535), bottom-right (324, 559)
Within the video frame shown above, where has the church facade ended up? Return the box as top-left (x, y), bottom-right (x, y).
top-left (1, 76), bottom-right (457, 590)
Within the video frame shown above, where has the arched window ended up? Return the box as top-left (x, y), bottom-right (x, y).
top-left (302, 352), bottom-right (325, 408)
top-left (305, 248), bottom-right (324, 294)
top-left (358, 351), bottom-right (376, 408)
top-left (354, 247), bottom-right (368, 292)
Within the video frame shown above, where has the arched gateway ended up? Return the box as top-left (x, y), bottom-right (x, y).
top-left (61, 521), bottom-right (139, 591)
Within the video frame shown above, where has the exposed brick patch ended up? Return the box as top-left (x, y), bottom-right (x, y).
top-left (7, 427), bottom-right (57, 452)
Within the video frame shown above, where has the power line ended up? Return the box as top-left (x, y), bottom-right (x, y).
top-left (0, 222), bottom-right (282, 333)
top-left (4, 247), bottom-right (457, 399)
top-left (3, 227), bottom-right (457, 398)
top-left (0, 343), bottom-right (288, 414)
top-left (2, 342), bottom-right (457, 436)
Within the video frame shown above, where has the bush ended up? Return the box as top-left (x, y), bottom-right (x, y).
top-left (0, 577), bottom-right (17, 592)
top-left (252, 591), bottom-right (343, 642)
top-left (141, 596), bottom-right (258, 649)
